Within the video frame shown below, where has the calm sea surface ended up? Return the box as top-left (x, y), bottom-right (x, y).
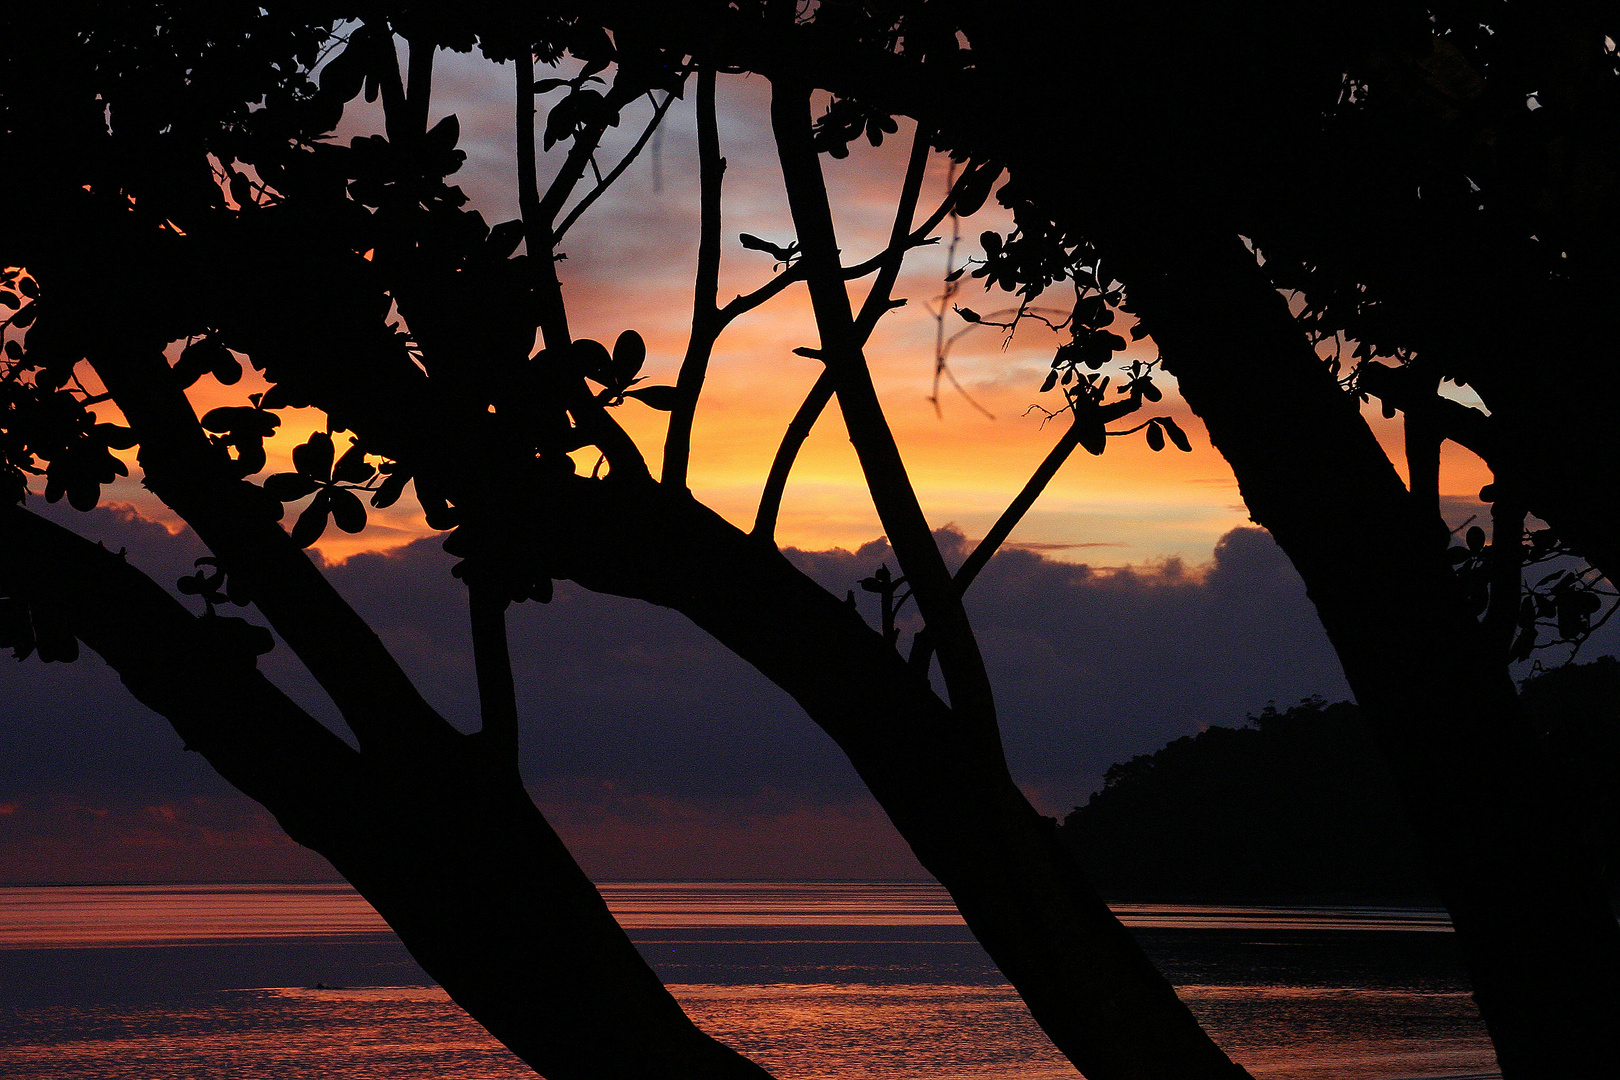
top-left (0, 883), bottom-right (1498, 1080)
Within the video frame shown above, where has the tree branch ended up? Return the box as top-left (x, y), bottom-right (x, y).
top-left (516, 54), bottom-right (571, 352)
top-left (404, 35), bottom-right (434, 142)
top-left (752, 125), bottom-right (957, 545)
top-left (555, 88), bottom-right (684, 242)
top-left (0, 505), bottom-right (360, 826)
top-left (538, 475), bottom-right (1253, 1080)
top-left (752, 367), bottom-right (835, 541)
top-left (369, 20), bottom-right (410, 146)
top-left (855, 124), bottom-right (935, 340)
top-left (1403, 363), bottom-right (1445, 546)
top-left (1359, 362), bottom-right (1499, 466)
top-left (1485, 494), bottom-right (1527, 658)
top-left (469, 583), bottom-right (521, 767)
top-left (955, 418), bottom-right (1084, 595)
top-left (663, 69), bottom-right (724, 490)
top-left (769, 80), bottom-right (994, 723)
top-left (85, 342), bottom-right (458, 755)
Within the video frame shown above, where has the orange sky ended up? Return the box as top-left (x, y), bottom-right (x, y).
top-left (75, 61), bottom-right (1494, 569)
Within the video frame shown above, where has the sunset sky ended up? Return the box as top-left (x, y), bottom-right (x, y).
top-left (2, 52), bottom-right (1518, 885)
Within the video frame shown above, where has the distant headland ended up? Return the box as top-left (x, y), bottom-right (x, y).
top-left (1059, 657), bottom-right (1620, 905)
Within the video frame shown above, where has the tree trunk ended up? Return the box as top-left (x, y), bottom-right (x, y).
top-left (1088, 219), bottom-right (1620, 1077)
top-left (0, 506), bottom-right (771, 1080)
top-left (547, 479), bottom-right (1253, 1080)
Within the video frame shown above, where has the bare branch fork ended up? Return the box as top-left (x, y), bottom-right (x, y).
top-left (907, 392), bottom-right (1141, 671)
top-left (753, 119), bottom-right (933, 541)
top-left (768, 79), bottom-right (994, 723)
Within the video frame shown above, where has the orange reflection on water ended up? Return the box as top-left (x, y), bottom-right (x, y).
top-left (0, 884), bottom-right (389, 948)
top-left (0, 983), bottom-right (1498, 1080)
top-left (0, 884), bottom-right (1458, 948)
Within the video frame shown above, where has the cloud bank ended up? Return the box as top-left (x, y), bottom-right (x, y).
top-left (1, 503), bottom-right (1348, 881)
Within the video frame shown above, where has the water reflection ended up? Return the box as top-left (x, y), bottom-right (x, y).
top-left (0, 883), bottom-right (1455, 948)
top-left (0, 883), bottom-right (1498, 1079)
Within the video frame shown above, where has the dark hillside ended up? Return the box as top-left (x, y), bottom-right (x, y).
top-left (1060, 658), bottom-right (1620, 903)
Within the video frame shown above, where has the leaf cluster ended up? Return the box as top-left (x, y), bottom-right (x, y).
top-left (812, 95), bottom-right (900, 158)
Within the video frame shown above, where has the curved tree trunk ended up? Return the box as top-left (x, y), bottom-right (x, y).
top-left (1085, 219), bottom-right (1620, 1076)
top-left (0, 508), bottom-right (771, 1080)
top-left (546, 479), bottom-right (1253, 1080)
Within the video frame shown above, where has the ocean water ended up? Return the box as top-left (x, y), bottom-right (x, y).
top-left (0, 883), bottom-right (1499, 1079)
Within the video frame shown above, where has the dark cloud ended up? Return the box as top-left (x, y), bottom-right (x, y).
top-left (783, 528), bottom-right (1346, 812)
top-left (2, 504), bottom-right (1351, 880)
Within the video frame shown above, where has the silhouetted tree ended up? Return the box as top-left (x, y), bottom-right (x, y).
top-left (0, 5), bottom-right (1247, 1080)
top-left (6, 4), bottom-right (1619, 1079)
top-left (610, 4), bottom-right (1620, 1076)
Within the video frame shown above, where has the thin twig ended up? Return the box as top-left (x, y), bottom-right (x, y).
top-left (555, 86), bottom-right (685, 242)
top-left (908, 415), bottom-right (1086, 672)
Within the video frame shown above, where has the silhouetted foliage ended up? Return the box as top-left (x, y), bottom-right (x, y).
top-left (1065, 660), bottom-right (1620, 904)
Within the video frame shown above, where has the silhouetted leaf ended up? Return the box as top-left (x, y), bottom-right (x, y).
top-left (200, 407), bottom-right (276, 438)
top-left (956, 306), bottom-right (981, 323)
top-left (293, 432), bottom-right (335, 482)
top-left (1078, 422), bottom-right (1107, 456)
top-left (290, 491), bottom-right (331, 548)
top-left (611, 329), bottom-right (647, 386)
top-left (953, 161), bottom-right (1000, 217)
top-left (371, 466), bottom-right (411, 509)
top-left (329, 487), bottom-right (367, 533)
top-left (1160, 416), bottom-right (1192, 452)
top-left (571, 338), bottom-right (614, 385)
top-left (485, 219), bottom-right (524, 260)
top-left (95, 423), bottom-right (137, 450)
top-left (318, 43), bottom-right (366, 101)
top-left (739, 233), bottom-right (797, 262)
top-left (425, 114), bottom-right (460, 154)
top-left (179, 339), bottom-right (237, 388)
top-left (1146, 421), bottom-right (1165, 451)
